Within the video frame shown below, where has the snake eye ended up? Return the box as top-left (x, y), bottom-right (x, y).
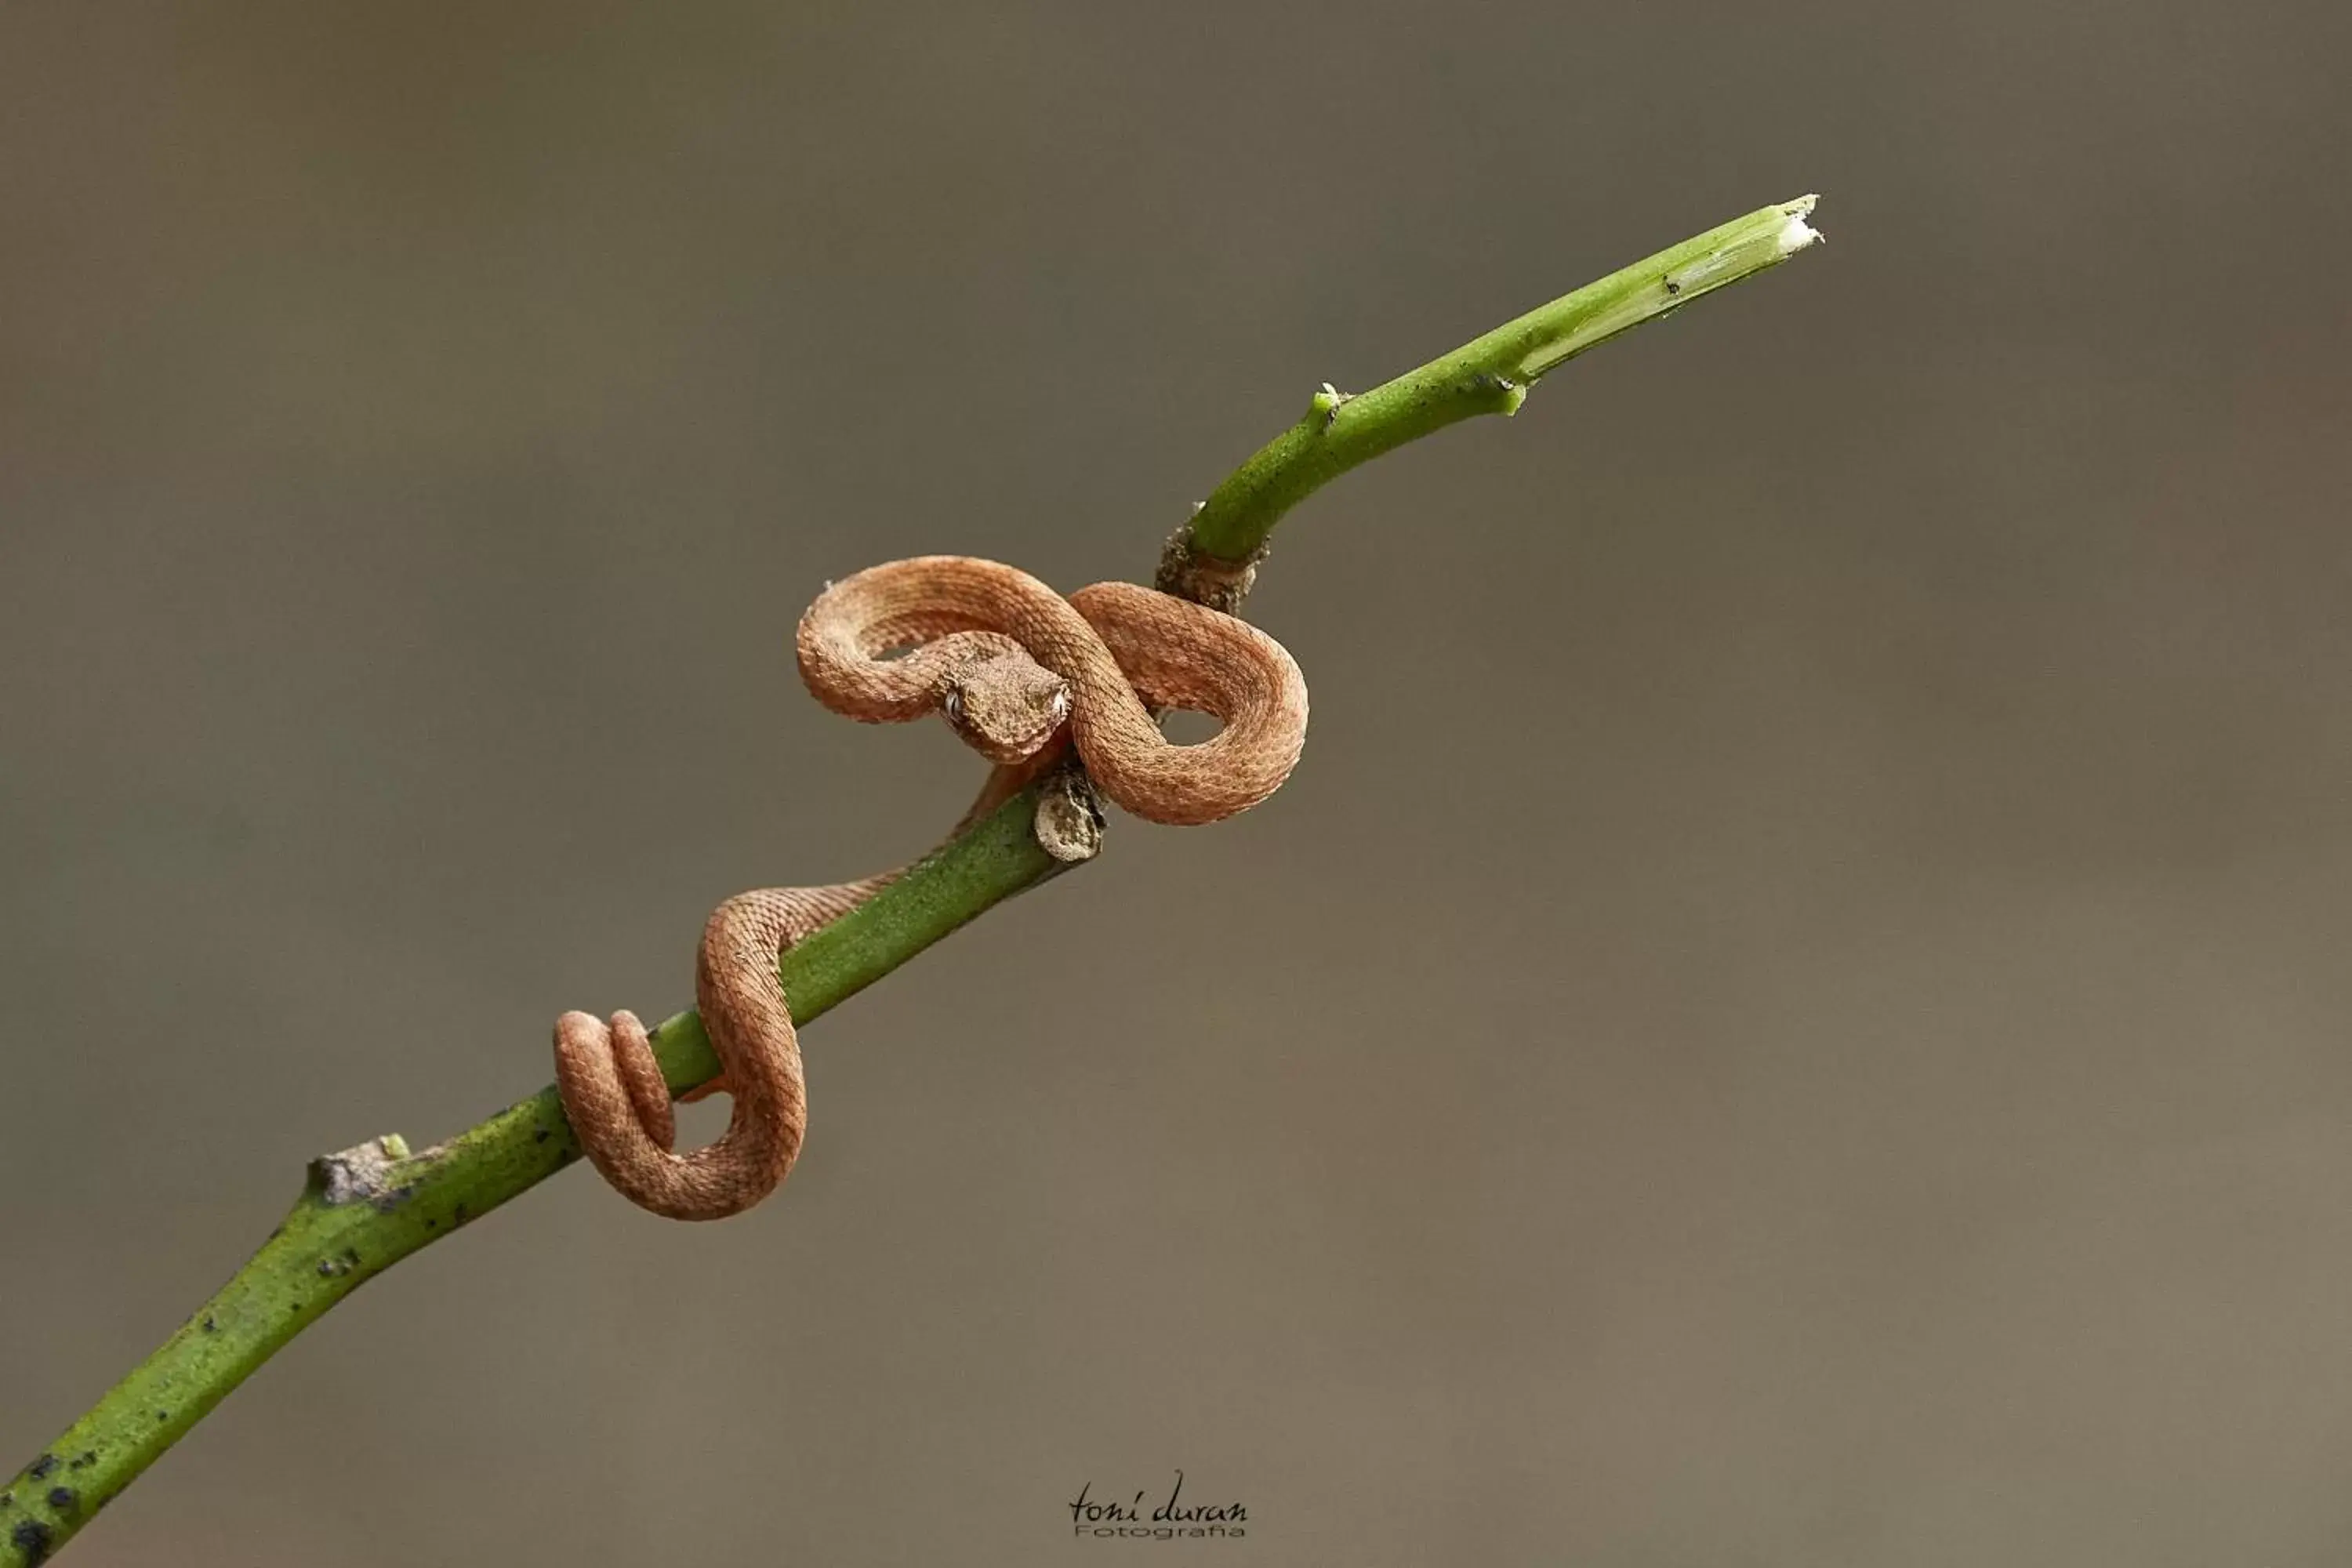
top-left (941, 687), bottom-right (966, 727)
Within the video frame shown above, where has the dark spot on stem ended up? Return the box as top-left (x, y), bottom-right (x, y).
top-left (368, 1182), bottom-right (419, 1214)
top-left (201, 1316), bottom-right (216, 1333)
top-left (13, 1519), bottom-right (53, 1566)
top-left (65, 1457), bottom-right (90, 1472)
top-left (41, 1490), bottom-right (71, 1515)
top-left (154, 1411), bottom-right (168, 1423)
top-left (533, 1128), bottom-right (550, 1143)
top-left (24, 1459), bottom-right (55, 1482)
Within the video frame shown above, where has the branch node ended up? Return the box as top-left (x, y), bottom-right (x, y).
top-left (1154, 525), bottom-right (1265, 615)
top-left (1311, 381), bottom-right (1352, 428)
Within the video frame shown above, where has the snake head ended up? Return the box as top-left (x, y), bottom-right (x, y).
top-left (940, 652), bottom-right (1072, 764)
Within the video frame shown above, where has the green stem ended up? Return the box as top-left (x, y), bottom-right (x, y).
top-left (5, 192), bottom-right (1822, 1565)
top-left (1178, 194), bottom-right (1821, 568)
top-left (0, 782), bottom-right (1077, 1566)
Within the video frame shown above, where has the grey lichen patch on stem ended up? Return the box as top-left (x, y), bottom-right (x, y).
top-left (1032, 763), bottom-right (1106, 863)
top-left (1155, 520), bottom-right (1267, 615)
top-left (308, 1133), bottom-right (414, 1207)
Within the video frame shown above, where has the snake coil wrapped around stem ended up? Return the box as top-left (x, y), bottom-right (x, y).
top-left (553, 556), bottom-right (1310, 1220)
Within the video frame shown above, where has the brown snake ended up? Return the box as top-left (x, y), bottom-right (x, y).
top-left (551, 555), bottom-right (1309, 1220)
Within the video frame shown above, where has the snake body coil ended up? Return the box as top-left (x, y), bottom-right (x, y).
top-left (553, 556), bottom-right (1308, 1220)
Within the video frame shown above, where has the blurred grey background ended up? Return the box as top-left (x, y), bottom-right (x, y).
top-left (4, 2), bottom-right (2349, 1563)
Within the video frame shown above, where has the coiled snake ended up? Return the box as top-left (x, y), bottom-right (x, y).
top-left (551, 556), bottom-right (1309, 1220)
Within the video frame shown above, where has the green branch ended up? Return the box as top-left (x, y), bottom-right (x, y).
top-left (0, 782), bottom-right (1083, 1566)
top-left (1171, 194), bottom-right (1821, 574)
top-left (4, 193), bottom-right (1822, 1566)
